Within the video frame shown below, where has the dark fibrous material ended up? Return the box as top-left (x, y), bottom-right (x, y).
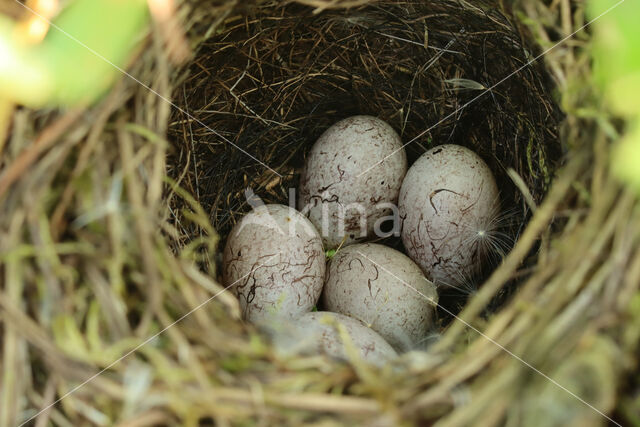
top-left (169, 0), bottom-right (562, 245)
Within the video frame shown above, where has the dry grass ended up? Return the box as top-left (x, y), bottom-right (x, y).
top-left (0, 0), bottom-right (638, 426)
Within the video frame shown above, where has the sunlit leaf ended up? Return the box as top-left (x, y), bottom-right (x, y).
top-left (590, 0), bottom-right (640, 192)
top-left (0, 0), bottom-right (149, 107)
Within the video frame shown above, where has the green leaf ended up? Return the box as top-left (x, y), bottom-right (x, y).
top-left (590, 0), bottom-right (640, 115)
top-left (41, 0), bottom-right (149, 106)
top-left (0, 0), bottom-right (149, 107)
top-left (612, 122), bottom-right (640, 191)
top-left (0, 17), bottom-right (52, 105)
top-left (590, 0), bottom-right (640, 193)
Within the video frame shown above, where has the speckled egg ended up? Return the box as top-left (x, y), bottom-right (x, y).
top-left (399, 145), bottom-right (500, 285)
top-left (298, 116), bottom-right (407, 249)
top-left (292, 311), bottom-right (398, 366)
top-left (322, 243), bottom-right (438, 352)
top-left (223, 204), bottom-right (325, 323)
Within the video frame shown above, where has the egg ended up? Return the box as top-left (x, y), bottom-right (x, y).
top-left (274, 311), bottom-right (398, 366)
top-left (322, 243), bottom-right (438, 352)
top-left (399, 144), bottom-right (500, 285)
top-left (223, 204), bottom-right (325, 323)
top-left (298, 115), bottom-right (407, 249)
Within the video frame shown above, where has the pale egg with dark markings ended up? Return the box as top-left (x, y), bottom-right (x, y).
top-left (399, 144), bottom-right (500, 286)
top-left (223, 204), bottom-right (325, 323)
top-left (284, 311), bottom-right (398, 366)
top-left (322, 243), bottom-right (438, 352)
top-left (298, 115), bottom-right (407, 249)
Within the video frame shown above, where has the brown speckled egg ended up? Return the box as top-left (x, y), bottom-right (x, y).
top-left (399, 145), bottom-right (500, 286)
top-left (322, 243), bottom-right (438, 352)
top-left (298, 116), bottom-right (407, 250)
top-left (223, 204), bottom-right (325, 323)
top-left (295, 311), bottom-right (397, 366)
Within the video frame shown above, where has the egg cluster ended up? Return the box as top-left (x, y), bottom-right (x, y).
top-left (223, 115), bottom-right (501, 365)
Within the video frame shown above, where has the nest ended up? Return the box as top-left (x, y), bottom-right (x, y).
top-left (1, 0), bottom-right (639, 426)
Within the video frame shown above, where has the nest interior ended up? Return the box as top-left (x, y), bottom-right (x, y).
top-left (2, 0), bottom-right (639, 426)
top-left (169, 0), bottom-right (563, 313)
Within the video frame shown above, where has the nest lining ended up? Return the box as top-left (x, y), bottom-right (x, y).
top-left (170, 0), bottom-right (561, 234)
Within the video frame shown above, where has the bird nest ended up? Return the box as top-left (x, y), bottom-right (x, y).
top-left (1, 0), bottom-right (638, 426)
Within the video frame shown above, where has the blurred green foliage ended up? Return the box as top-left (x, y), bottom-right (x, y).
top-left (0, 0), bottom-right (149, 107)
top-left (590, 0), bottom-right (640, 191)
